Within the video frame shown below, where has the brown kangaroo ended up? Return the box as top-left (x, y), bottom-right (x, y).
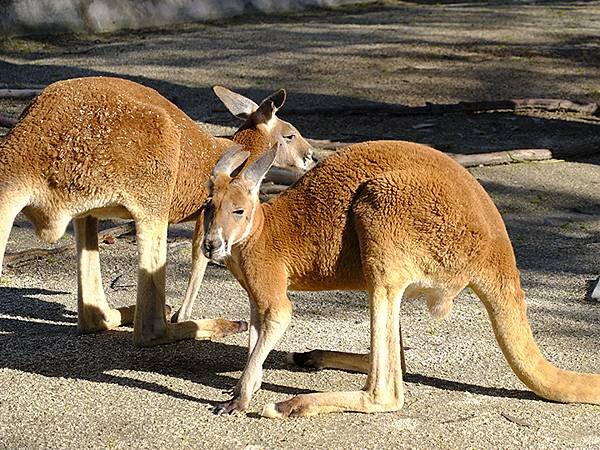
top-left (0, 76), bottom-right (313, 346)
top-left (201, 140), bottom-right (600, 417)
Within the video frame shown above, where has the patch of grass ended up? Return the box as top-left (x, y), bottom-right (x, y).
top-left (0, 38), bottom-right (50, 53)
top-left (46, 256), bottom-right (59, 265)
top-left (530, 194), bottom-right (544, 205)
top-left (0, 277), bottom-right (11, 286)
top-left (560, 222), bottom-right (573, 231)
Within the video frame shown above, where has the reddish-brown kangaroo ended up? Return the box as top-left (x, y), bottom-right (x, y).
top-left (0, 76), bottom-right (313, 346)
top-left (201, 141), bottom-right (600, 417)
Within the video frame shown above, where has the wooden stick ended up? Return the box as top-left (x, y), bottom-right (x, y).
top-left (260, 183), bottom-right (289, 195)
top-left (452, 149), bottom-right (552, 167)
top-left (306, 138), bottom-right (349, 150)
top-left (0, 114), bottom-right (17, 128)
top-left (286, 98), bottom-right (598, 117)
top-left (263, 167), bottom-right (305, 185)
top-left (4, 246), bottom-right (73, 268)
top-left (0, 89), bottom-right (41, 99)
top-left (4, 222), bottom-right (135, 268)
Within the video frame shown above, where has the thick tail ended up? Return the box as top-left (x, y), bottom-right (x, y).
top-left (471, 269), bottom-right (600, 404)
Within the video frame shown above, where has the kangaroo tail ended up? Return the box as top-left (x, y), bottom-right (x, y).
top-left (471, 264), bottom-right (600, 404)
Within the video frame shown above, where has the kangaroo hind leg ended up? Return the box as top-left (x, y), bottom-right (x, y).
top-left (75, 216), bottom-right (135, 333)
top-left (133, 217), bottom-right (246, 347)
top-left (263, 281), bottom-right (407, 418)
top-left (289, 322), bottom-right (408, 376)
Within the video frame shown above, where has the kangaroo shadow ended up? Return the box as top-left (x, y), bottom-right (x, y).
top-left (403, 373), bottom-right (538, 401)
top-left (0, 286), bottom-right (540, 407)
top-left (0, 286), bottom-right (315, 407)
top-left (287, 359), bottom-right (538, 402)
top-left (0, 287), bottom-right (75, 329)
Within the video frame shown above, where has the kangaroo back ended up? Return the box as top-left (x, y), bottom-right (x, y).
top-left (0, 77), bottom-right (188, 275)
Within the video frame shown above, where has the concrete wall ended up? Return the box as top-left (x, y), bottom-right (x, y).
top-left (0, 0), bottom-right (367, 35)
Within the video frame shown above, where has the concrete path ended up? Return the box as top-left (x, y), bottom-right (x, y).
top-left (0, 2), bottom-right (599, 449)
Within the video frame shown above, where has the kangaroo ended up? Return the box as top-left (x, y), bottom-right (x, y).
top-left (201, 141), bottom-right (600, 417)
top-left (0, 76), bottom-right (313, 346)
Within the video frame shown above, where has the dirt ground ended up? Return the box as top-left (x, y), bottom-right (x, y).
top-left (0, 1), bottom-right (599, 449)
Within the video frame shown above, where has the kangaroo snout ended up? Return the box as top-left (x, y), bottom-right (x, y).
top-left (202, 236), bottom-right (227, 261)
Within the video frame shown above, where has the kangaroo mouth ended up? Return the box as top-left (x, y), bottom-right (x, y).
top-left (202, 239), bottom-right (230, 262)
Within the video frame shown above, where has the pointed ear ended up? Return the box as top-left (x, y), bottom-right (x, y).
top-left (254, 89), bottom-right (286, 125)
top-left (241, 145), bottom-right (278, 194)
top-left (261, 89), bottom-right (286, 110)
top-left (213, 86), bottom-right (258, 120)
top-left (212, 144), bottom-right (250, 178)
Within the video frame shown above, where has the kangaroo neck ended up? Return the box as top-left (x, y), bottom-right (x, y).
top-left (231, 127), bottom-right (272, 158)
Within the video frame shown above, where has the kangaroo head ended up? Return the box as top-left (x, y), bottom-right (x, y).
top-left (202, 144), bottom-right (277, 262)
top-left (214, 86), bottom-right (315, 172)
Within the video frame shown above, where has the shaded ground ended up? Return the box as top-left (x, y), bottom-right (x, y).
top-left (1, 0), bottom-right (600, 158)
top-left (0, 1), bottom-right (599, 449)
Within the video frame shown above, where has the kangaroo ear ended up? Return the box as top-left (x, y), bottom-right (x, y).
top-left (242, 145), bottom-right (278, 194)
top-left (212, 144), bottom-right (250, 178)
top-left (254, 89), bottom-right (286, 125)
top-left (261, 89), bottom-right (286, 110)
top-left (213, 86), bottom-right (258, 120)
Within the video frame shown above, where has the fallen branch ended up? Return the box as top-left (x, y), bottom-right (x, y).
top-left (4, 245), bottom-right (73, 268)
top-left (452, 149), bottom-right (552, 167)
top-left (286, 98), bottom-right (598, 117)
top-left (4, 222), bottom-right (135, 268)
top-left (260, 183), bottom-right (289, 195)
top-left (97, 222), bottom-right (136, 242)
top-left (110, 273), bottom-right (135, 291)
top-left (441, 413), bottom-right (477, 424)
top-left (500, 412), bottom-right (532, 428)
top-left (0, 114), bottom-right (17, 128)
top-left (264, 167), bottom-right (305, 185)
top-left (0, 89), bottom-right (41, 99)
top-left (306, 138), bottom-right (349, 150)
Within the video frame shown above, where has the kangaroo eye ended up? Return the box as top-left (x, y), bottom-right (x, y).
top-left (283, 134), bottom-right (295, 140)
top-left (232, 209), bottom-right (244, 216)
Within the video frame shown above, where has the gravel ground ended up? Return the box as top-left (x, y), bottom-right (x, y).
top-left (0, 1), bottom-right (599, 449)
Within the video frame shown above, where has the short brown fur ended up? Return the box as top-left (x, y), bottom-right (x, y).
top-left (204, 140), bottom-right (600, 417)
top-left (0, 76), bottom-right (312, 346)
